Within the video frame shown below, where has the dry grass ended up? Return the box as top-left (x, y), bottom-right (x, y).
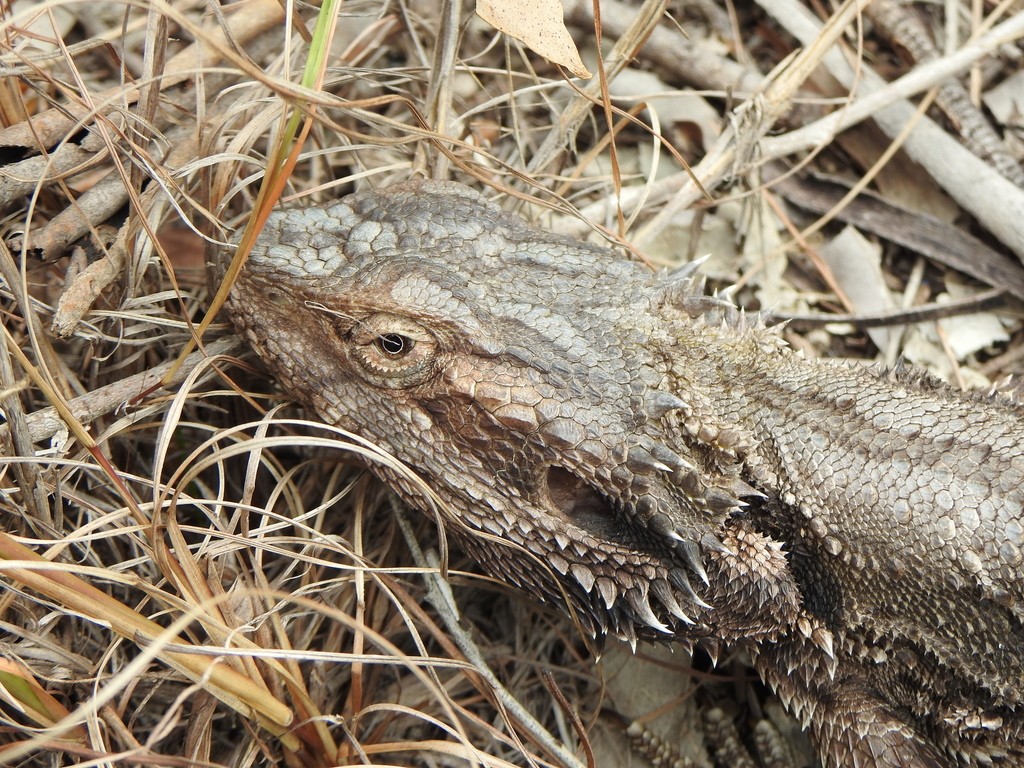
top-left (1, 0), bottom-right (1023, 766)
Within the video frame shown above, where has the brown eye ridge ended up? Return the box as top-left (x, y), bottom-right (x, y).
top-left (377, 333), bottom-right (413, 357)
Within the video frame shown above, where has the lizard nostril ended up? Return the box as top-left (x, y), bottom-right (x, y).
top-left (263, 290), bottom-right (287, 308)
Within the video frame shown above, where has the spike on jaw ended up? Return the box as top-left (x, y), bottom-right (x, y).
top-left (620, 620), bottom-right (638, 652)
top-left (669, 566), bottom-right (713, 609)
top-left (596, 577), bottom-right (617, 610)
top-left (812, 627), bottom-right (835, 659)
top-left (728, 476), bottom-right (767, 500)
top-left (700, 531), bottom-right (734, 557)
top-left (704, 487), bottom-right (745, 514)
top-left (650, 441), bottom-right (695, 474)
top-left (626, 445), bottom-right (674, 475)
top-left (651, 577), bottom-right (695, 624)
top-left (699, 637), bottom-right (722, 667)
top-left (625, 589), bottom-right (671, 634)
top-left (570, 562), bottom-right (596, 593)
top-left (676, 539), bottom-right (710, 586)
top-left (628, 438), bottom-right (695, 476)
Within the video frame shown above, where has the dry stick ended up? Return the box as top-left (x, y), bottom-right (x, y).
top-left (563, 0), bottom-right (764, 95)
top-left (756, 11), bottom-right (1024, 162)
top-left (392, 508), bottom-right (586, 768)
top-left (565, 8), bottom-right (1024, 252)
top-left (25, 174), bottom-right (126, 262)
top-left (756, 0), bottom-right (1024, 263)
top-left (50, 123), bottom-right (206, 337)
top-left (421, 0), bottom-right (462, 180)
top-left (0, 241), bottom-right (62, 528)
top-left (772, 286), bottom-right (1008, 329)
top-left (633, 0), bottom-right (872, 248)
top-left (559, 0), bottom-right (870, 244)
top-left (0, 135), bottom-right (103, 208)
top-left (0, 337), bottom-right (241, 447)
top-left (865, 0), bottom-right (1024, 187)
top-left (526, 0), bottom-right (668, 178)
top-left (132, 4), bottom-right (169, 198)
top-left (0, 328), bottom-right (50, 529)
top-left (0, 0), bottom-right (286, 151)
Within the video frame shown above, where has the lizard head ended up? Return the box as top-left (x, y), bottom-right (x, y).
top-left (226, 181), bottom-right (756, 640)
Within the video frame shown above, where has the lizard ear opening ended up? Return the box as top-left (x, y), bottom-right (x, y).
top-left (544, 466), bottom-right (622, 540)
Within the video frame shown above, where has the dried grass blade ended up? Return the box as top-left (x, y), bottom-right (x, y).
top-left (0, 533), bottom-right (296, 739)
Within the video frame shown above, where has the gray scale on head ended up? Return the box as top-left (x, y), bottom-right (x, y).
top-left (235, 182), bottom-right (741, 617)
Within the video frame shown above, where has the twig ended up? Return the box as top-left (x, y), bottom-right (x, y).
top-left (865, 0), bottom-right (1024, 187)
top-left (0, 336), bottom-right (241, 446)
top-left (528, 0), bottom-right (669, 179)
top-left (563, 9), bottom-right (1024, 250)
top-left (770, 287), bottom-right (1009, 329)
top-left (756, 0), bottom-right (1024, 263)
top-left (392, 506), bottom-right (586, 768)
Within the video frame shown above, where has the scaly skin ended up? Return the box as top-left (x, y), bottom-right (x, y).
top-left (222, 180), bottom-right (1024, 767)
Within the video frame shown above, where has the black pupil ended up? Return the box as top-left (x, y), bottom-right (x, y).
top-left (378, 333), bottom-right (409, 356)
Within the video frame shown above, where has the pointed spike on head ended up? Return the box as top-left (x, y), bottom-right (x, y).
top-left (717, 283), bottom-right (739, 302)
top-left (654, 257), bottom-right (709, 309)
top-left (664, 253), bottom-right (711, 281)
top-left (643, 390), bottom-right (691, 421)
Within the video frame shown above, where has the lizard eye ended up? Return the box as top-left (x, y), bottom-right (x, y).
top-left (377, 333), bottom-right (412, 357)
top-left (345, 313), bottom-right (437, 387)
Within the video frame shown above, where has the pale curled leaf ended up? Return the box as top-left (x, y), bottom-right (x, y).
top-left (477, 0), bottom-right (591, 79)
top-left (819, 225), bottom-right (896, 355)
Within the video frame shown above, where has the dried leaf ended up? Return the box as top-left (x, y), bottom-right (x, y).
top-left (983, 69), bottom-right (1024, 126)
top-left (477, 0), bottom-right (591, 79)
top-left (820, 225), bottom-right (896, 354)
top-left (936, 282), bottom-right (1010, 360)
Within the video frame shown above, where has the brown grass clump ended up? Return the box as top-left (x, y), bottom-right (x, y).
top-left (1, 1), bottom-right (1022, 766)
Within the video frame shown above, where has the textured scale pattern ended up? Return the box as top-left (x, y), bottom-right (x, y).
top-left (223, 180), bottom-right (1024, 767)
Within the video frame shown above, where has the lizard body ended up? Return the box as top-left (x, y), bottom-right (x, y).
top-left (223, 180), bottom-right (1024, 767)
